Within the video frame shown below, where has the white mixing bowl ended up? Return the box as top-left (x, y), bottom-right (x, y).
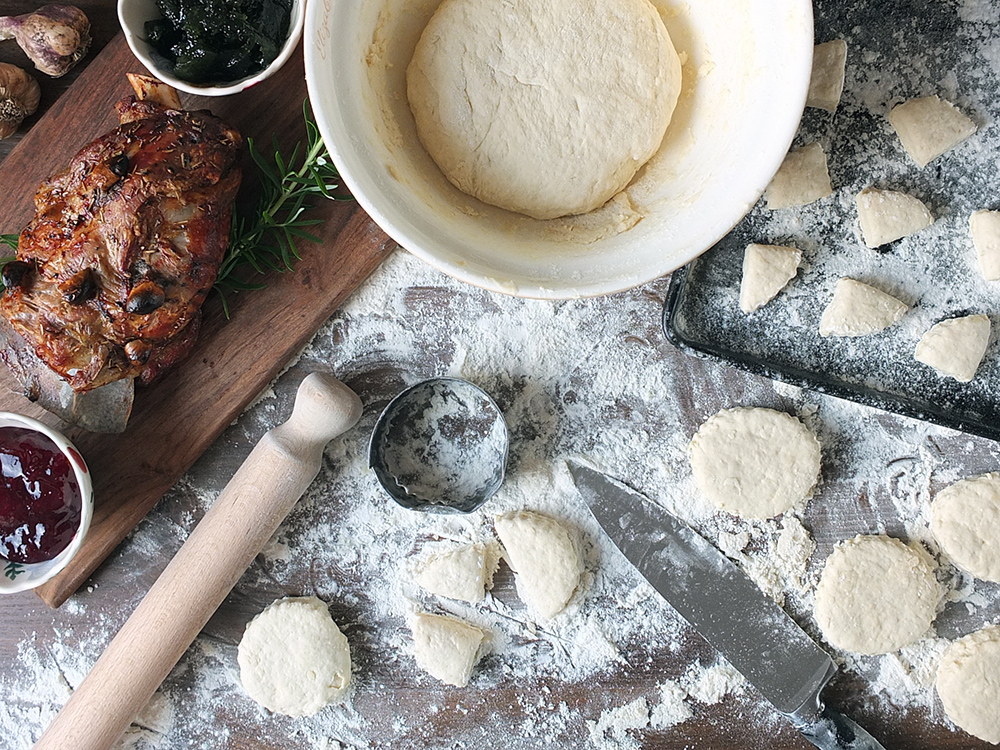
top-left (305, 0), bottom-right (813, 299)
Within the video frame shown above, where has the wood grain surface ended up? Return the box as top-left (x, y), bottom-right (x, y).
top-left (2, 3), bottom-right (999, 750)
top-left (0, 32), bottom-right (394, 608)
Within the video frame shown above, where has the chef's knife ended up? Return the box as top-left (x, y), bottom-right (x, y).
top-left (568, 462), bottom-right (885, 750)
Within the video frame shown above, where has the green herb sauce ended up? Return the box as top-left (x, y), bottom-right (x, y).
top-left (145, 0), bottom-right (293, 85)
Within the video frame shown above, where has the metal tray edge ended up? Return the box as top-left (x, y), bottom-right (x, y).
top-left (662, 262), bottom-right (1000, 444)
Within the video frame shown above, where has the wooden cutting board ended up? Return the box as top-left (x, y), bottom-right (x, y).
top-left (0, 34), bottom-right (395, 608)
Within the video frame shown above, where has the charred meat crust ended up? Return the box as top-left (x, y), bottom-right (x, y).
top-left (0, 95), bottom-right (242, 392)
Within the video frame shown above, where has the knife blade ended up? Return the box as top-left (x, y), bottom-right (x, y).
top-left (569, 462), bottom-right (886, 750)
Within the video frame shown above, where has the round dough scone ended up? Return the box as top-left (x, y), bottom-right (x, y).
top-left (237, 596), bottom-right (351, 716)
top-left (689, 407), bottom-right (821, 519)
top-left (406, 0), bottom-right (682, 220)
top-left (931, 472), bottom-right (1000, 583)
top-left (936, 625), bottom-right (1000, 744)
top-left (814, 535), bottom-right (938, 655)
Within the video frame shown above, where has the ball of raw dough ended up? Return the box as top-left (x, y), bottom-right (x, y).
top-left (689, 407), bottom-right (821, 519)
top-left (813, 535), bottom-right (938, 655)
top-left (495, 510), bottom-right (582, 618)
top-left (936, 625), bottom-right (1000, 744)
top-left (237, 596), bottom-right (352, 716)
top-left (931, 473), bottom-right (1000, 583)
top-left (406, 0), bottom-right (682, 220)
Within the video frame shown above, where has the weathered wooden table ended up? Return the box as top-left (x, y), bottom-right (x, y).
top-left (1, 2), bottom-right (998, 749)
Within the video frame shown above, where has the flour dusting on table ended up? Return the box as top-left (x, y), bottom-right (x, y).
top-left (3, 0), bottom-right (1000, 747)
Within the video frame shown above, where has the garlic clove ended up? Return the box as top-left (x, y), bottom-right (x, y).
top-left (0, 4), bottom-right (91, 78)
top-left (0, 62), bottom-right (41, 140)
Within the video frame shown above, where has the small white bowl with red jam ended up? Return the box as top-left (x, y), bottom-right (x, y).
top-left (0, 413), bottom-right (93, 594)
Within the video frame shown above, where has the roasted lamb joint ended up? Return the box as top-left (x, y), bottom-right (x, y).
top-left (0, 78), bottom-right (241, 430)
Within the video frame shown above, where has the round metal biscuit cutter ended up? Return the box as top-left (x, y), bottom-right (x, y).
top-left (369, 377), bottom-right (508, 513)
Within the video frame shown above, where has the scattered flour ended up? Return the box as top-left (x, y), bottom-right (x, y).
top-left (586, 698), bottom-right (649, 750)
top-left (3, 1), bottom-right (1000, 748)
top-left (586, 660), bottom-right (746, 750)
top-left (649, 681), bottom-right (692, 729)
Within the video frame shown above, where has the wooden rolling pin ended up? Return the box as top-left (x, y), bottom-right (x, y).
top-left (33, 372), bottom-right (364, 750)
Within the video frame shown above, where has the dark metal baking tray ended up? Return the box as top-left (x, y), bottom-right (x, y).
top-left (662, 256), bottom-right (1000, 443)
top-left (661, 0), bottom-right (1000, 443)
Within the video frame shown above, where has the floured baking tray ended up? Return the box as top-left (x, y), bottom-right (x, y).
top-left (662, 0), bottom-right (1000, 443)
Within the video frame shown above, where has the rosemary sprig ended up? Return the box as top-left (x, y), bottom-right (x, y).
top-left (0, 234), bottom-right (17, 293)
top-left (215, 99), bottom-right (350, 315)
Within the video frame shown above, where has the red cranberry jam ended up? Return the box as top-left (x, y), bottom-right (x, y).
top-left (0, 427), bottom-right (82, 564)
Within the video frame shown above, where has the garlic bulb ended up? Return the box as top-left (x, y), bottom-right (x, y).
top-left (0, 5), bottom-right (91, 78)
top-left (0, 62), bottom-right (41, 140)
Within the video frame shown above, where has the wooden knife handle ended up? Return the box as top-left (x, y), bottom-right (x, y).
top-left (32, 372), bottom-right (363, 750)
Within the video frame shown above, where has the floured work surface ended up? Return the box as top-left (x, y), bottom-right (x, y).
top-left (0, 35), bottom-right (394, 607)
top-left (3, 3), bottom-right (1000, 750)
top-left (665, 0), bottom-right (1000, 441)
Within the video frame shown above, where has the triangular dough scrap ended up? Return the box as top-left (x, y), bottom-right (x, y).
top-left (739, 243), bottom-right (802, 313)
top-left (856, 188), bottom-right (934, 248)
top-left (915, 314), bottom-right (992, 382)
top-left (889, 95), bottom-right (977, 168)
top-left (411, 612), bottom-right (487, 687)
top-left (414, 541), bottom-right (501, 603)
top-left (806, 40), bottom-right (847, 112)
top-left (819, 278), bottom-right (908, 337)
top-left (494, 510), bottom-right (582, 619)
top-left (765, 142), bottom-right (833, 210)
top-left (970, 210), bottom-right (1000, 281)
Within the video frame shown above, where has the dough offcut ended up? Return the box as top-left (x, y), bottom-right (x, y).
top-left (406, 0), bottom-right (682, 219)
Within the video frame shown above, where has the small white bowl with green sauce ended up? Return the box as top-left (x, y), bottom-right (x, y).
top-left (118, 0), bottom-right (305, 97)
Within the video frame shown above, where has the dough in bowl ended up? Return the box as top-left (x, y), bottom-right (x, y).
top-left (931, 473), bottom-right (1000, 583)
top-left (689, 407), bottom-right (821, 519)
top-left (406, 0), bottom-right (682, 220)
top-left (813, 535), bottom-right (938, 655)
top-left (237, 596), bottom-right (352, 716)
top-left (935, 625), bottom-right (1000, 744)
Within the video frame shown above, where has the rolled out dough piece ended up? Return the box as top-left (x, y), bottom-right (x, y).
top-left (856, 188), bottom-right (934, 248)
top-left (406, 0), bottom-right (682, 220)
top-left (931, 473), bottom-right (1000, 583)
top-left (806, 40), bottom-right (847, 112)
top-left (814, 535), bottom-right (938, 655)
top-left (689, 408), bottom-right (821, 520)
top-left (765, 142), bottom-right (833, 210)
top-left (414, 541), bottom-right (501, 603)
top-left (970, 210), bottom-right (1000, 281)
top-left (888, 95), bottom-right (977, 168)
top-left (914, 314), bottom-right (991, 382)
top-left (739, 243), bottom-right (802, 313)
top-left (936, 625), bottom-right (1000, 744)
top-left (237, 596), bottom-right (352, 716)
top-left (411, 612), bottom-right (487, 687)
top-left (818, 278), bottom-right (908, 337)
top-left (494, 510), bottom-right (582, 618)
